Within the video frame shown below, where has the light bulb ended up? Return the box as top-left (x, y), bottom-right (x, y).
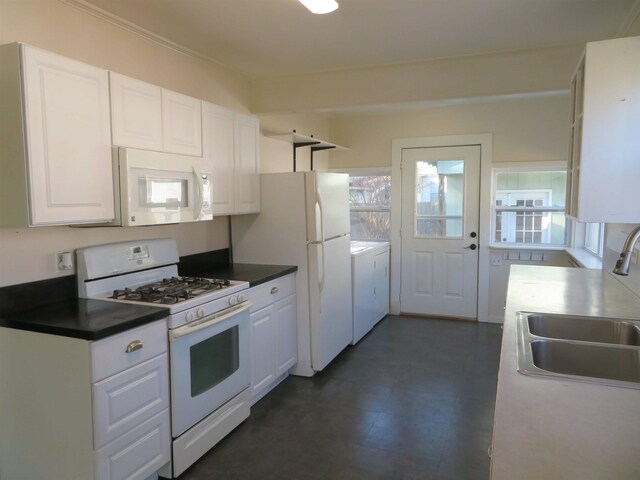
top-left (298, 0), bottom-right (339, 15)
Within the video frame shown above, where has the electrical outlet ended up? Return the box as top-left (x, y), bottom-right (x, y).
top-left (490, 254), bottom-right (503, 266)
top-left (56, 252), bottom-right (73, 271)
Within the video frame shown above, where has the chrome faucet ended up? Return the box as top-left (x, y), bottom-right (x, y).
top-left (613, 225), bottom-right (640, 276)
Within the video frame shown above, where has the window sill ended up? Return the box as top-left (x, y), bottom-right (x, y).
top-left (565, 248), bottom-right (603, 270)
top-left (489, 245), bottom-right (567, 251)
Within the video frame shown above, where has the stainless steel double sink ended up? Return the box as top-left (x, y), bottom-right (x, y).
top-left (516, 312), bottom-right (640, 389)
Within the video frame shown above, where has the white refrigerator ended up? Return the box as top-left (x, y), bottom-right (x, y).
top-left (231, 172), bottom-right (353, 377)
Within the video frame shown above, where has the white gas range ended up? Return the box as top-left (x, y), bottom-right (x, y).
top-left (76, 238), bottom-right (252, 478)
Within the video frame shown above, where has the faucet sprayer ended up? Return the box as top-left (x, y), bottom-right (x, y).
top-left (613, 225), bottom-right (640, 276)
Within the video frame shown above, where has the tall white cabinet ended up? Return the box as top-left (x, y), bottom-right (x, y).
top-left (0, 43), bottom-right (114, 226)
top-left (565, 36), bottom-right (640, 223)
top-left (202, 103), bottom-right (261, 215)
top-left (351, 242), bottom-right (390, 344)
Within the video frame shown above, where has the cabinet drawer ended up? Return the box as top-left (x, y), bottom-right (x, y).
top-left (93, 354), bottom-right (169, 448)
top-left (247, 274), bottom-right (296, 312)
top-left (91, 320), bottom-right (167, 382)
top-left (95, 409), bottom-right (170, 480)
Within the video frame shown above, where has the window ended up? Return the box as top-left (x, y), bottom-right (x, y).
top-left (584, 223), bottom-right (604, 257)
top-left (492, 168), bottom-right (567, 247)
top-left (348, 173), bottom-right (391, 241)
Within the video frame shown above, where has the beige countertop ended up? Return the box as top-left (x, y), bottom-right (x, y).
top-left (490, 265), bottom-right (640, 480)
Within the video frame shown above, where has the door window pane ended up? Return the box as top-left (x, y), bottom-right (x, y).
top-left (190, 326), bottom-right (239, 397)
top-left (414, 160), bottom-right (464, 238)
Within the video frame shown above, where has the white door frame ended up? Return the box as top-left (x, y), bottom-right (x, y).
top-left (391, 134), bottom-right (492, 322)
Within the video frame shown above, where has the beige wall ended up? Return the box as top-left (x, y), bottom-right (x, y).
top-left (251, 45), bottom-right (582, 114)
top-left (328, 94), bottom-right (571, 168)
top-left (0, 0), bottom-right (247, 286)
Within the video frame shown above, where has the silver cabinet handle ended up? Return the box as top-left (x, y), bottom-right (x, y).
top-left (271, 286), bottom-right (279, 294)
top-left (125, 340), bottom-right (143, 353)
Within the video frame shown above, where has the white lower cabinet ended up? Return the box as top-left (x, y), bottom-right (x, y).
top-left (247, 274), bottom-right (297, 404)
top-left (0, 319), bottom-right (170, 480)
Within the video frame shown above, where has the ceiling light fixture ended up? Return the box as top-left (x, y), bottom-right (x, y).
top-left (298, 0), bottom-right (339, 15)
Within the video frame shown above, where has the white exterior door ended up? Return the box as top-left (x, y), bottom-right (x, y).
top-left (400, 145), bottom-right (480, 319)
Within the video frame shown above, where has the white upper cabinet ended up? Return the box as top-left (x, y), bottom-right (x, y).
top-left (110, 73), bottom-right (202, 156)
top-left (0, 43), bottom-right (114, 226)
top-left (109, 72), bottom-right (163, 151)
top-left (202, 102), bottom-right (235, 215)
top-left (162, 89), bottom-right (202, 156)
top-left (234, 113), bottom-right (261, 214)
top-left (202, 104), bottom-right (260, 215)
top-left (566, 36), bottom-right (640, 223)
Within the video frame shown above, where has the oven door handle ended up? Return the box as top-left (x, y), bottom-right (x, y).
top-left (169, 301), bottom-right (252, 342)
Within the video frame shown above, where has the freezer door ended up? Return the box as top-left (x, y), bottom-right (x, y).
top-left (306, 172), bottom-right (350, 242)
top-left (307, 234), bottom-right (353, 371)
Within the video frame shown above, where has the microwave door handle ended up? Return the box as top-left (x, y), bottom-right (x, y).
top-left (192, 167), bottom-right (204, 219)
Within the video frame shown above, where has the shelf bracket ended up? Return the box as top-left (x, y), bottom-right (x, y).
top-left (293, 141), bottom-right (320, 172)
top-left (310, 145), bottom-right (336, 171)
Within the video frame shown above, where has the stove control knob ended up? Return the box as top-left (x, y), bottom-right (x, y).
top-left (196, 308), bottom-right (205, 318)
top-left (229, 295), bottom-right (238, 306)
top-left (237, 293), bottom-right (246, 303)
top-left (186, 311), bottom-right (196, 323)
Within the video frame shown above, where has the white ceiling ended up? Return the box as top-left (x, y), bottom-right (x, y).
top-left (79, 0), bottom-right (638, 78)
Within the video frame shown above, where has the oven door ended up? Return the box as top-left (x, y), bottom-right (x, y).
top-left (168, 301), bottom-right (251, 437)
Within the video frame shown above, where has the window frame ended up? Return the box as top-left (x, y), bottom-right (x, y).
top-left (490, 162), bottom-right (568, 249)
top-left (332, 167), bottom-right (391, 242)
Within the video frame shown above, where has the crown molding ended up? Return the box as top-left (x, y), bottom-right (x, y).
top-left (57, 0), bottom-right (242, 75)
top-left (618, 0), bottom-right (640, 36)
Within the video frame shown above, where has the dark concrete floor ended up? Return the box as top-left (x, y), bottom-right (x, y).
top-left (179, 315), bottom-right (503, 480)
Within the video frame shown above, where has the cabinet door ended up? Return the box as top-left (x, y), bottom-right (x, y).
top-left (275, 294), bottom-right (297, 376)
top-left (95, 409), bottom-right (170, 480)
top-left (234, 113), bottom-right (260, 214)
top-left (202, 102), bottom-right (235, 215)
top-left (250, 306), bottom-right (276, 398)
top-left (373, 249), bottom-right (390, 321)
top-left (93, 354), bottom-right (169, 448)
top-left (109, 73), bottom-right (163, 151)
top-left (21, 45), bottom-right (114, 225)
top-left (162, 89), bottom-right (202, 156)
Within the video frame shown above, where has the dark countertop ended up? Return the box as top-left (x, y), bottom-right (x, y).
top-left (0, 249), bottom-right (296, 341)
top-left (182, 263), bottom-right (297, 288)
top-left (0, 298), bottom-right (167, 341)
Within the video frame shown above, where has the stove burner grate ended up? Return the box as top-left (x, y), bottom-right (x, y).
top-left (109, 277), bottom-right (232, 305)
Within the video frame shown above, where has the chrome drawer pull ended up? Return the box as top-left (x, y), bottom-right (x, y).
top-left (271, 287), bottom-right (279, 294)
top-left (125, 340), bottom-right (143, 353)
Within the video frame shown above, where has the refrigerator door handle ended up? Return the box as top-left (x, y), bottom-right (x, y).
top-left (316, 179), bottom-right (325, 242)
top-left (319, 241), bottom-right (325, 298)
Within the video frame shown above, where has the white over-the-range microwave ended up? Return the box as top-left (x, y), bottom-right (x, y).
top-left (100, 147), bottom-right (213, 227)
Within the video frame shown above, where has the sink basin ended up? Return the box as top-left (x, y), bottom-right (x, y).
top-left (530, 340), bottom-right (640, 383)
top-left (525, 313), bottom-right (640, 346)
top-left (516, 312), bottom-right (640, 389)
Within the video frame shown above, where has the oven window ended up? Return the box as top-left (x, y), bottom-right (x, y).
top-left (190, 326), bottom-right (239, 397)
top-left (139, 177), bottom-right (188, 208)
